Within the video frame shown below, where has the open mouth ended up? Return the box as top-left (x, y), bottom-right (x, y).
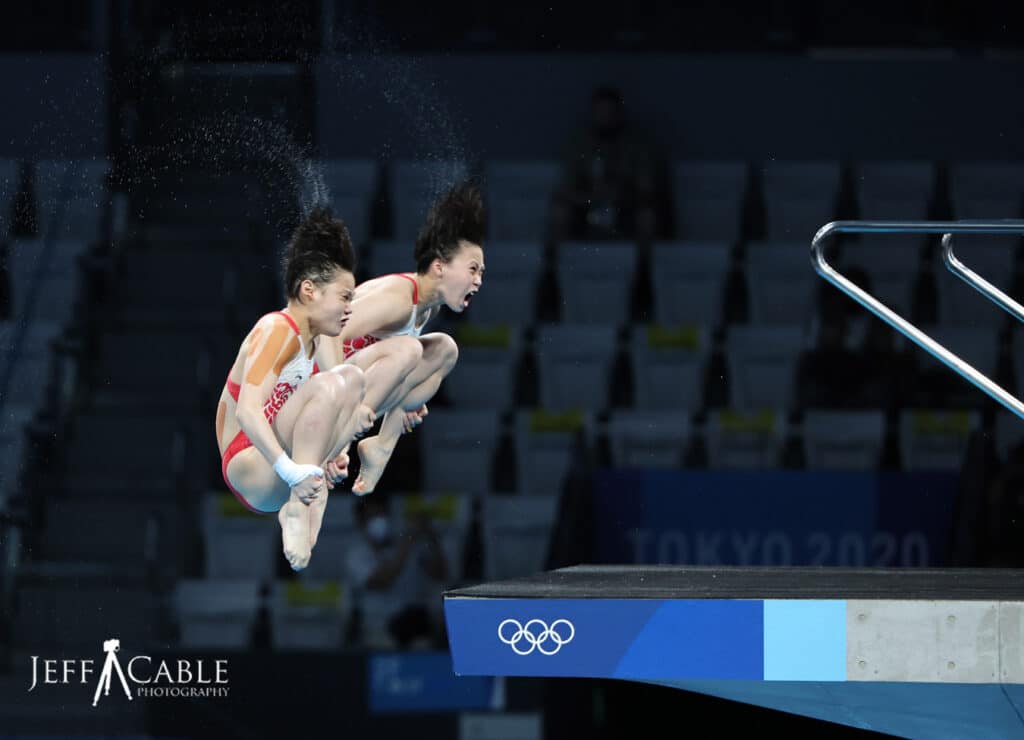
top-left (463, 290), bottom-right (478, 308)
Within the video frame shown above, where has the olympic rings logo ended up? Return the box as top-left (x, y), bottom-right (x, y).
top-left (497, 619), bottom-right (575, 656)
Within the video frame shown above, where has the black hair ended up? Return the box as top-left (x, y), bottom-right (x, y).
top-left (414, 180), bottom-right (486, 274)
top-left (282, 206), bottom-right (356, 300)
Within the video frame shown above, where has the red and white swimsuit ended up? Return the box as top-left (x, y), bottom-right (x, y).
top-left (221, 311), bottom-right (320, 513)
top-left (341, 274), bottom-right (429, 359)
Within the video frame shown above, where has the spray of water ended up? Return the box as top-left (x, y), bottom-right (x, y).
top-left (325, 21), bottom-right (474, 202)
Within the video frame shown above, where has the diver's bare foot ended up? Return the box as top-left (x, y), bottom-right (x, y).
top-left (352, 436), bottom-right (394, 496)
top-left (278, 498), bottom-right (311, 570)
top-left (308, 493), bottom-right (328, 550)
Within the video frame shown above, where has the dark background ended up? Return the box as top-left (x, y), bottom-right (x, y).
top-left (2, 1), bottom-right (1024, 738)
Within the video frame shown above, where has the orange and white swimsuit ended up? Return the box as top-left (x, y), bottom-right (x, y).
top-left (341, 274), bottom-right (430, 359)
top-left (220, 311), bottom-right (319, 513)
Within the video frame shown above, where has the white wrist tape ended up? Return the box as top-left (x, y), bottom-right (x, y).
top-left (273, 454), bottom-right (323, 488)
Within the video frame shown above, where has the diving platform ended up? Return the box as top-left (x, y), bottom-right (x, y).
top-left (444, 565), bottom-right (1024, 738)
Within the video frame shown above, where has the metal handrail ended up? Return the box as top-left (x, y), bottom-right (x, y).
top-left (810, 220), bottom-right (1024, 421)
top-left (940, 232), bottom-right (1024, 324)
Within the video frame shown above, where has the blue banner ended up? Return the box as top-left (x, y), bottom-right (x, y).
top-left (368, 652), bottom-right (496, 713)
top-left (446, 598), bottom-right (764, 679)
top-left (445, 597), bottom-right (848, 681)
top-left (591, 470), bottom-right (958, 567)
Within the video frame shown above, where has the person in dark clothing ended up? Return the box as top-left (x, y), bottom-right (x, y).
top-left (551, 85), bottom-right (667, 241)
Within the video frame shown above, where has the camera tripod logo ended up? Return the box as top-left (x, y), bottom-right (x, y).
top-left (93, 639), bottom-right (132, 707)
top-left (28, 638), bottom-right (231, 704)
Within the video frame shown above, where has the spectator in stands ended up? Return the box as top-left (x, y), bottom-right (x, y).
top-left (550, 85), bottom-right (668, 241)
top-left (345, 493), bottom-right (449, 649)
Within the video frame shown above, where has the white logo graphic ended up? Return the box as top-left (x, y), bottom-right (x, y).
top-left (93, 639), bottom-right (132, 706)
top-left (28, 638), bottom-right (230, 705)
top-left (498, 619), bottom-right (575, 656)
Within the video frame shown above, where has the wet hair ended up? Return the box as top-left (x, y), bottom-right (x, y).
top-left (414, 181), bottom-right (485, 274)
top-left (283, 206), bottom-right (356, 300)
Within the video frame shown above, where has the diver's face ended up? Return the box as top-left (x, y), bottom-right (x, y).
top-left (309, 269), bottom-right (356, 337)
top-left (437, 240), bottom-right (484, 313)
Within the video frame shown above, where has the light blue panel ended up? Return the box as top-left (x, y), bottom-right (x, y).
top-left (764, 600), bottom-right (846, 681)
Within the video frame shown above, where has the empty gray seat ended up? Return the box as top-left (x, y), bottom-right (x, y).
top-left (445, 324), bottom-right (522, 409)
top-left (556, 241), bottom-right (637, 325)
top-left (725, 325), bottom-right (807, 410)
top-left (419, 410), bottom-right (502, 493)
top-left (898, 409), bottom-right (980, 471)
top-left (629, 324), bottom-right (710, 409)
top-left (650, 241), bottom-right (731, 326)
top-left (854, 161), bottom-right (936, 220)
top-left (672, 161), bottom-right (748, 242)
top-left (485, 160), bottom-right (559, 240)
top-left (802, 410), bottom-right (886, 471)
top-left (514, 410), bottom-right (593, 495)
top-left (761, 160), bottom-right (841, 241)
top-left (607, 410), bottom-right (691, 468)
top-left (483, 494), bottom-right (559, 580)
top-left (705, 409), bottom-right (787, 470)
top-left (745, 241), bottom-right (816, 324)
top-left (535, 324), bottom-right (618, 411)
top-left (949, 161), bottom-right (1024, 220)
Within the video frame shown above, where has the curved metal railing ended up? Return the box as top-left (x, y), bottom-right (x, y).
top-left (941, 232), bottom-right (1024, 324)
top-left (810, 220), bottom-right (1024, 420)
